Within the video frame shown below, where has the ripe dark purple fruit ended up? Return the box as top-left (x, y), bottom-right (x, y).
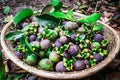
top-left (73, 60), bottom-right (86, 71)
top-left (30, 41), bottom-right (40, 48)
top-left (63, 51), bottom-right (71, 59)
top-left (25, 54), bottom-right (37, 66)
top-left (38, 58), bottom-right (53, 71)
top-left (55, 39), bottom-right (62, 48)
top-left (70, 34), bottom-right (76, 42)
top-left (94, 34), bottom-right (103, 42)
top-left (77, 27), bottom-right (84, 33)
top-left (16, 51), bottom-right (24, 59)
top-left (16, 23), bottom-right (22, 29)
top-left (65, 21), bottom-right (79, 30)
top-left (38, 27), bottom-right (44, 34)
top-left (61, 21), bottom-right (67, 25)
top-left (59, 36), bottom-right (68, 44)
top-left (56, 61), bottom-right (67, 72)
top-left (68, 44), bottom-right (79, 56)
top-left (22, 22), bottom-right (28, 28)
top-left (27, 75), bottom-right (37, 80)
top-left (49, 51), bottom-right (60, 63)
top-left (40, 39), bottom-right (50, 50)
top-left (84, 60), bottom-right (90, 66)
top-left (93, 54), bottom-right (103, 62)
top-left (29, 34), bottom-right (36, 42)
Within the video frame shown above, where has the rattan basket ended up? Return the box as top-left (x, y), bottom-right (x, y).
top-left (1, 11), bottom-right (120, 79)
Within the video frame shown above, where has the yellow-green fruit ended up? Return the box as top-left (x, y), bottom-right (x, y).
top-left (49, 51), bottom-right (60, 63)
top-left (38, 50), bottom-right (45, 58)
top-left (25, 54), bottom-right (37, 66)
top-left (38, 59), bottom-right (53, 71)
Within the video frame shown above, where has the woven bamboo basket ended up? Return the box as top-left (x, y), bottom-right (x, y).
top-left (1, 11), bottom-right (120, 79)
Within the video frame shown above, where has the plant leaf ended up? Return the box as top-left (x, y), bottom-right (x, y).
top-left (41, 4), bottom-right (54, 15)
top-left (50, 0), bottom-right (62, 11)
top-left (0, 51), bottom-right (5, 80)
top-left (49, 12), bottom-right (68, 19)
top-left (67, 9), bottom-right (73, 21)
top-left (25, 37), bottom-right (33, 51)
top-left (23, 36), bottom-right (33, 52)
top-left (6, 75), bottom-right (12, 80)
top-left (14, 8), bottom-right (33, 26)
top-left (92, 23), bottom-right (103, 31)
top-left (5, 31), bottom-right (24, 40)
top-left (3, 6), bottom-right (10, 15)
top-left (54, 2), bottom-right (62, 11)
top-left (14, 74), bottom-right (24, 80)
top-left (46, 47), bottom-right (52, 57)
top-left (50, 0), bottom-right (59, 6)
top-left (22, 36), bottom-right (38, 56)
top-left (3, 15), bottom-right (14, 23)
top-left (78, 13), bottom-right (102, 24)
top-left (35, 14), bottom-right (59, 29)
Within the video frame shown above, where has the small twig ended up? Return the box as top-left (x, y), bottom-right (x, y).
top-left (94, 1), bottom-right (98, 12)
top-left (13, 0), bottom-right (16, 4)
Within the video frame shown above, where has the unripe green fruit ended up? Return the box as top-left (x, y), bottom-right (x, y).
top-left (25, 54), bottom-right (37, 66)
top-left (38, 59), bottom-right (53, 71)
top-left (38, 50), bottom-right (45, 58)
top-left (49, 51), bottom-right (60, 63)
top-left (49, 30), bottom-right (58, 40)
top-left (91, 42), bottom-right (100, 48)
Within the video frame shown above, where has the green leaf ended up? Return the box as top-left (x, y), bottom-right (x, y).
top-left (20, 36), bottom-right (37, 56)
top-left (41, 4), bottom-right (54, 15)
top-left (92, 23), bottom-right (103, 31)
top-left (78, 13), bottom-right (102, 24)
top-left (50, 0), bottom-right (59, 6)
top-left (50, 0), bottom-right (62, 11)
top-left (49, 12), bottom-right (68, 19)
top-left (3, 15), bottom-right (14, 23)
top-left (6, 75), bottom-right (12, 80)
top-left (22, 36), bottom-right (33, 52)
top-left (46, 47), bottom-right (52, 57)
top-left (3, 6), bottom-right (10, 15)
top-left (24, 36), bottom-right (33, 52)
top-left (0, 51), bottom-right (5, 80)
top-left (5, 31), bottom-right (24, 40)
top-left (14, 8), bottom-right (33, 26)
top-left (14, 74), bottom-right (24, 80)
top-left (54, 2), bottom-right (62, 11)
top-left (67, 9), bottom-right (73, 21)
top-left (35, 14), bottom-right (59, 29)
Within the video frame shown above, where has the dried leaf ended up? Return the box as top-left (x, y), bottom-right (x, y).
top-left (3, 15), bottom-right (14, 23)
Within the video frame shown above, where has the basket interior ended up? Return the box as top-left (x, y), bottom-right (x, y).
top-left (2, 12), bottom-right (119, 79)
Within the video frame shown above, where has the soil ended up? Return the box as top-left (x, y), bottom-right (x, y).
top-left (0, 0), bottom-right (120, 80)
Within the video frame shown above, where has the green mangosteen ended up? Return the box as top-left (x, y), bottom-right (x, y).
top-left (25, 54), bottom-right (37, 66)
top-left (38, 50), bottom-right (45, 58)
top-left (91, 42), bottom-right (100, 48)
top-left (49, 51), bottom-right (60, 63)
top-left (38, 58), bottom-right (53, 71)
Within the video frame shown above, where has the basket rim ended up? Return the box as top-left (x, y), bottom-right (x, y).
top-left (1, 11), bottom-right (120, 79)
